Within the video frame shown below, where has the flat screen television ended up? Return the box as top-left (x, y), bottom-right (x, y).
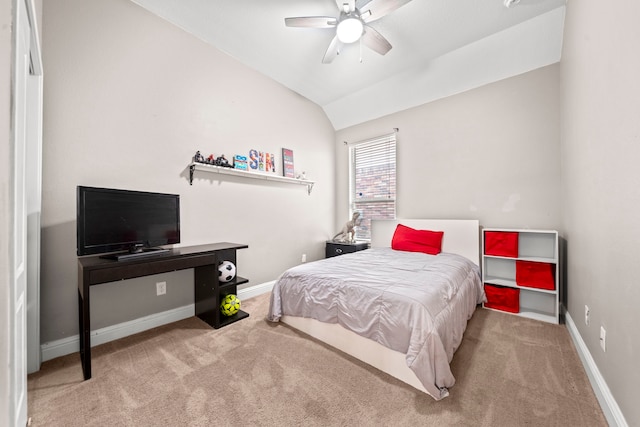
top-left (77, 186), bottom-right (180, 259)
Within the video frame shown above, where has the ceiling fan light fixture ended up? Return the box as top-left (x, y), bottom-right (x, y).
top-left (336, 16), bottom-right (363, 44)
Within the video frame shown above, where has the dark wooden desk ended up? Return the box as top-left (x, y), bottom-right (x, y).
top-left (77, 242), bottom-right (248, 380)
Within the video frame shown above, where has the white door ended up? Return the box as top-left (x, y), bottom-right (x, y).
top-left (11, 0), bottom-right (42, 424)
top-left (12, 0), bottom-right (29, 420)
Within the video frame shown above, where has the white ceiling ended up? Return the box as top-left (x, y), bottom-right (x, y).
top-left (131, 0), bottom-right (567, 129)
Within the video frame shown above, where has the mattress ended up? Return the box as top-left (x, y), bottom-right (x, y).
top-left (267, 247), bottom-right (485, 399)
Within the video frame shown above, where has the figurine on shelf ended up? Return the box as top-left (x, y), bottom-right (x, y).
top-left (206, 154), bottom-right (215, 165)
top-left (194, 151), bottom-right (205, 163)
top-left (215, 154), bottom-right (233, 168)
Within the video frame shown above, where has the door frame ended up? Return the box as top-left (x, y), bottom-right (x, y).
top-left (4, 0), bottom-right (42, 425)
top-left (25, 0), bottom-right (43, 376)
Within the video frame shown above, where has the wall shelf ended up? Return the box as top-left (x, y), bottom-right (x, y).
top-left (188, 162), bottom-right (314, 194)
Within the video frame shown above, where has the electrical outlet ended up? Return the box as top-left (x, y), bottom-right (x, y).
top-left (585, 305), bottom-right (590, 326)
top-left (600, 326), bottom-right (606, 352)
top-left (301, 253), bottom-right (307, 263)
top-left (156, 281), bottom-right (166, 296)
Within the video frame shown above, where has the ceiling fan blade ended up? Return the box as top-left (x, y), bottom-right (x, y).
top-left (285, 16), bottom-right (338, 28)
top-left (362, 25), bottom-right (392, 55)
top-left (322, 36), bottom-right (342, 64)
top-left (359, 0), bottom-right (413, 23)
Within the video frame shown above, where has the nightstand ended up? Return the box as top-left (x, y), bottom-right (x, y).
top-left (325, 241), bottom-right (369, 258)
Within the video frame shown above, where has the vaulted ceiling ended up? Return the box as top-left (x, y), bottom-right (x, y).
top-left (131, 0), bottom-right (566, 129)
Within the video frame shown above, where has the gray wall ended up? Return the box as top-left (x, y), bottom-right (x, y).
top-left (40, 0), bottom-right (335, 341)
top-left (335, 65), bottom-right (561, 232)
top-left (561, 2), bottom-right (640, 425)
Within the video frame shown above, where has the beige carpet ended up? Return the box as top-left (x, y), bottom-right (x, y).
top-left (28, 293), bottom-right (607, 426)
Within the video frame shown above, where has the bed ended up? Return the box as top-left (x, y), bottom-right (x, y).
top-left (267, 219), bottom-right (485, 400)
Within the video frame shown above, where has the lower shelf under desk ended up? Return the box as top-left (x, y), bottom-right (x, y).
top-left (77, 242), bottom-right (249, 380)
top-left (198, 309), bottom-right (249, 329)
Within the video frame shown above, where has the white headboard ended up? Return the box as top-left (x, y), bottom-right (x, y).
top-left (371, 219), bottom-right (480, 265)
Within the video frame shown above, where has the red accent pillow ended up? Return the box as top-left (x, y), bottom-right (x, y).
top-left (391, 224), bottom-right (444, 255)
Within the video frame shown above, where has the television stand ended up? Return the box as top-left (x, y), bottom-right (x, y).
top-left (78, 242), bottom-right (249, 380)
top-left (99, 247), bottom-right (169, 261)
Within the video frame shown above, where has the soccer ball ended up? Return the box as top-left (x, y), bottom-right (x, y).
top-left (218, 260), bottom-right (236, 283)
top-left (220, 294), bottom-right (241, 316)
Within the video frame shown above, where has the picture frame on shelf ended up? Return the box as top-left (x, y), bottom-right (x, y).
top-left (282, 148), bottom-right (294, 178)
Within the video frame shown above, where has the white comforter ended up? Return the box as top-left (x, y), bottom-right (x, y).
top-left (267, 247), bottom-right (485, 400)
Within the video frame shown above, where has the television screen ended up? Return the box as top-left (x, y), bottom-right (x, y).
top-left (77, 186), bottom-right (180, 256)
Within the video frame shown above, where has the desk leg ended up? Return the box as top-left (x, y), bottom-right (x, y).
top-left (78, 288), bottom-right (91, 380)
top-left (194, 264), bottom-right (218, 328)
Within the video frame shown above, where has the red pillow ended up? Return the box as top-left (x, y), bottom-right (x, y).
top-left (391, 224), bottom-right (444, 255)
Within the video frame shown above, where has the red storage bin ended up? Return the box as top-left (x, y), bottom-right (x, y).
top-left (484, 284), bottom-right (520, 313)
top-left (484, 231), bottom-right (519, 257)
top-left (516, 260), bottom-right (555, 290)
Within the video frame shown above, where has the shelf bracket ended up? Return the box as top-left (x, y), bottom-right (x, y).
top-left (189, 164), bottom-right (195, 185)
top-left (307, 182), bottom-right (314, 195)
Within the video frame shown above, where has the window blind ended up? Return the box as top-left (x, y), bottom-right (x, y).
top-left (349, 133), bottom-right (396, 241)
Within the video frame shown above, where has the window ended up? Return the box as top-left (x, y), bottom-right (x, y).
top-left (349, 133), bottom-right (396, 241)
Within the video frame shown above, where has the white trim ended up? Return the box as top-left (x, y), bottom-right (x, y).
top-left (238, 280), bottom-right (275, 300)
top-left (40, 281), bottom-right (275, 363)
top-left (565, 312), bottom-right (628, 427)
top-left (344, 131), bottom-right (397, 147)
top-left (41, 304), bottom-right (194, 362)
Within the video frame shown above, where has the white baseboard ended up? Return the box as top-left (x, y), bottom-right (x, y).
top-left (237, 280), bottom-right (275, 300)
top-left (565, 312), bottom-right (628, 427)
top-left (40, 281), bottom-right (275, 363)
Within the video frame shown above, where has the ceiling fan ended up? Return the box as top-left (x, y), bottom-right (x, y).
top-left (285, 0), bottom-right (413, 64)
